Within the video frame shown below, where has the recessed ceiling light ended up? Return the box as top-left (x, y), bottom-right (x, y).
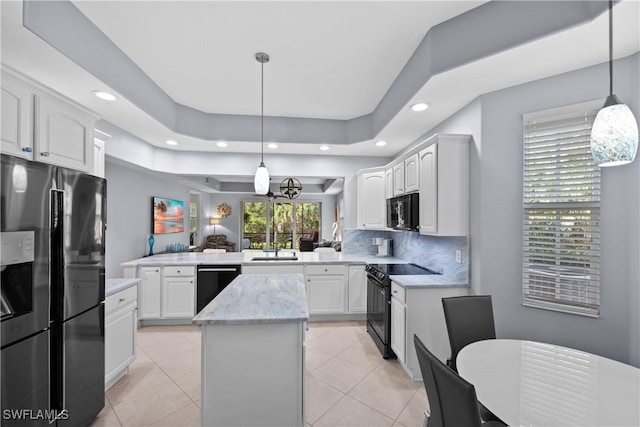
top-left (165, 140), bottom-right (178, 146)
top-left (410, 102), bottom-right (429, 112)
top-left (267, 143), bottom-right (278, 149)
top-left (376, 140), bottom-right (387, 147)
top-left (216, 141), bottom-right (228, 148)
top-left (319, 145), bottom-right (330, 151)
top-left (93, 90), bottom-right (116, 101)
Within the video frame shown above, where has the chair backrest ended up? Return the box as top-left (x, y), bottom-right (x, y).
top-left (203, 248), bottom-right (226, 254)
top-left (414, 334), bottom-right (483, 427)
top-left (441, 295), bottom-right (496, 372)
top-left (314, 247), bottom-right (336, 253)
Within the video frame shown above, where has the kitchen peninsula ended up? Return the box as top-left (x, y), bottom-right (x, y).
top-left (193, 273), bottom-right (308, 427)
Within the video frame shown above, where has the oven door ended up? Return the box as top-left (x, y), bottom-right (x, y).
top-left (366, 274), bottom-right (394, 358)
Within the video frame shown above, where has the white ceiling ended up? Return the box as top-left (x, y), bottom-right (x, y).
top-left (1, 0), bottom-right (639, 162)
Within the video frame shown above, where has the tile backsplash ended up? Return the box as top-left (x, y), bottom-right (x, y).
top-left (342, 229), bottom-right (469, 282)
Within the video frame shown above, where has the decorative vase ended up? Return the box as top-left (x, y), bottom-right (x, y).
top-left (148, 234), bottom-right (155, 256)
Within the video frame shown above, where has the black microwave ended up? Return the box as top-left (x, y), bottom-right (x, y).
top-left (387, 193), bottom-right (419, 231)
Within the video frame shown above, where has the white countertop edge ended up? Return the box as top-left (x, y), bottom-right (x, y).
top-left (390, 275), bottom-right (468, 288)
top-left (105, 278), bottom-right (141, 297)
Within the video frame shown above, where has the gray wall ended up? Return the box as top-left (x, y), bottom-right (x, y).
top-left (416, 53), bottom-right (639, 366)
top-left (105, 161), bottom-right (193, 278)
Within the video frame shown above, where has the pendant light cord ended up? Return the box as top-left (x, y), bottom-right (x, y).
top-left (261, 60), bottom-right (265, 164)
top-left (608, 0), bottom-right (613, 96)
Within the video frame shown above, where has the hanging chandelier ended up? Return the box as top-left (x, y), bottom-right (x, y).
top-left (590, 0), bottom-right (638, 167)
top-left (254, 52), bottom-right (270, 194)
top-left (280, 178), bottom-right (303, 199)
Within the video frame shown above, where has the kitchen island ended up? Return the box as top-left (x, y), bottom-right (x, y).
top-left (193, 273), bottom-right (308, 427)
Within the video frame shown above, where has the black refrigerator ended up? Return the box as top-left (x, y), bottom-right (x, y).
top-left (1, 154), bottom-right (106, 426)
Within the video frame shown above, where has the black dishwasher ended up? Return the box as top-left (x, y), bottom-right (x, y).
top-left (196, 265), bottom-right (241, 313)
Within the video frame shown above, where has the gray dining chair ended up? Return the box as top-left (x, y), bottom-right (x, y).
top-left (413, 334), bottom-right (506, 427)
top-left (441, 295), bottom-right (496, 372)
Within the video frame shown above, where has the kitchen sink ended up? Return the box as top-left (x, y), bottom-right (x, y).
top-left (251, 256), bottom-right (298, 261)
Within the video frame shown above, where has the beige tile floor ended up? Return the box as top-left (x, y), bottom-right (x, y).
top-left (92, 321), bottom-right (429, 427)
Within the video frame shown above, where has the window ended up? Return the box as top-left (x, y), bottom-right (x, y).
top-left (242, 200), bottom-right (321, 249)
top-left (522, 101), bottom-right (601, 317)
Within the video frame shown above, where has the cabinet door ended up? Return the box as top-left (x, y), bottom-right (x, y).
top-left (1, 76), bottom-right (33, 159)
top-left (35, 96), bottom-right (93, 172)
top-left (139, 267), bottom-right (161, 319)
top-left (404, 154), bottom-right (419, 193)
top-left (419, 144), bottom-right (438, 234)
top-left (357, 171), bottom-right (386, 229)
top-left (306, 275), bottom-right (345, 314)
top-left (105, 306), bottom-right (136, 386)
top-left (162, 277), bottom-right (195, 318)
top-left (348, 265), bottom-right (367, 313)
top-left (390, 297), bottom-right (406, 363)
top-left (385, 168), bottom-right (394, 199)
top-left (393, 163), bottom-right (405, 196)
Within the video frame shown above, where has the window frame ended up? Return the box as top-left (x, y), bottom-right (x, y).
top-left (522, 100), bottom-right (602, 317)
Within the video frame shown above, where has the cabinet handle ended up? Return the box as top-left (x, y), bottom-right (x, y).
top-left (177, 270), bottom-right (181, 273)
top-left (392, 290), bottom-right (398, 294)
top-left (22, 147), bottom-right (33, 153)
top-left (119, 298), bottom-right (126, 302)
top-left (40, 152), bottom-right (50, 157)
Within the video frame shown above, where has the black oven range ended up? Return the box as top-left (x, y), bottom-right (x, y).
top-left (365, 263), bottom-right (438, 358)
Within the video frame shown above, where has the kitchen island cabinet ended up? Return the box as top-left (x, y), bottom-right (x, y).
top-left (194, 274), bottom-right (308, 427)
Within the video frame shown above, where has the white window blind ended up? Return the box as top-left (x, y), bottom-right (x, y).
top-left (522, 101), bottom-right (601, 317)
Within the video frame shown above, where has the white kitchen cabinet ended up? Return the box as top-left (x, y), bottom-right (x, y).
top-left (1, 68), bottom-right (98, 173)
top-left (356, 169), bottom-right (387, 230)
top-left (385, 168), bottom-right (394, 199)
top-left (161, 266), bottom-right (195, 318)
top-left (392, 281), bottom-right (468, 380)
top-left (105, 286), bottom-right (137, 390)
top-left (418, 135), bottom-right (470, 236)
top-left (391, 296), bottom-right (406, 363)
top-left (138, 267), bottom-right (161, 319)
top-left (393, 162), bottom-right (405, 196)
top-left (1, 74), bottom-right (33, 159)
top-left (35, 96), bottom-right (94, 172)
top-left (93, 137), bottom-right (106, 178)
top-left (404, 154), bottom-right (419, 193)
top-left (347, 264), bottom-right (367, 313)
top-left (305, 264), bottom-right (346, 315)
top-left (392, 154), bottom-right (419, 196)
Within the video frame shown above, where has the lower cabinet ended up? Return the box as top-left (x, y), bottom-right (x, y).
top-left (105, 286), bottom-right (137, 390)
top-left (391, 281), bottom-right (468, 380)
top-left (347, 264), bottom-right (367, 313)
top-left (161, 266), bottom-right (195, 318)
top-left (137, 265), bottom-right (195, 321)
top-left (390, 283), bottom-right (406, 363)
top-left (305, 264), bottom-right (346, 315)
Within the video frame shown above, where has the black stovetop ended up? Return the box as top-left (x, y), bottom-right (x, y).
top-left (366, 263), bottom-right (438, 276)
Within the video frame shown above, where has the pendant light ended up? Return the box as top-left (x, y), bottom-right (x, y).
top-left (590, 0), bottom-right (638, 167)
top-left (254, 52), bottom-right (270, 194)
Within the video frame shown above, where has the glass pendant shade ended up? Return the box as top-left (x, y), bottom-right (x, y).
top-left (591, 97), bottom-right (639, 167)
top-left (254, 162), bottom-right (270, 194)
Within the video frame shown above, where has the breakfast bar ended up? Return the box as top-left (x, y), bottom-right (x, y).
top-left (193, 274), bottom-right (308, 427)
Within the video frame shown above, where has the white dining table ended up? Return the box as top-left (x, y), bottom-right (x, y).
top-left (457, 339), bottom-right (640, 427)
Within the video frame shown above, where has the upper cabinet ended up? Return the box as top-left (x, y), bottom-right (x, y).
top-left (418, 135), bottom-right (470, 236)
top-left (392, 153), bottom-right (419, 197)
top-left (1, 68), bottom-right (99, 174)
top-left (357, 168), bottom-right (387, 230)
top-left (385, 167), bottom-right (394, 199)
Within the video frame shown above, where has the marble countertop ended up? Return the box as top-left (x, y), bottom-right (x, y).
top-left (121, 251), bottom-right (407, 267)
top-left (193, 274), bottom-right (309, 325)
top-left (105, 278), bottom-right (141, 297)
top-left (390, 274), bottom-right (467, 288)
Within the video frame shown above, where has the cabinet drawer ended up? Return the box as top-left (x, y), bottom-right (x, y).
top-left (163, 266), bottom-right (195, 277)
top-left (105, 286), bottom-right (137, 314)
top-left (391, 282), bottom-right (406, 304)
top-left (306, 264), bottom-right (346, 276)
